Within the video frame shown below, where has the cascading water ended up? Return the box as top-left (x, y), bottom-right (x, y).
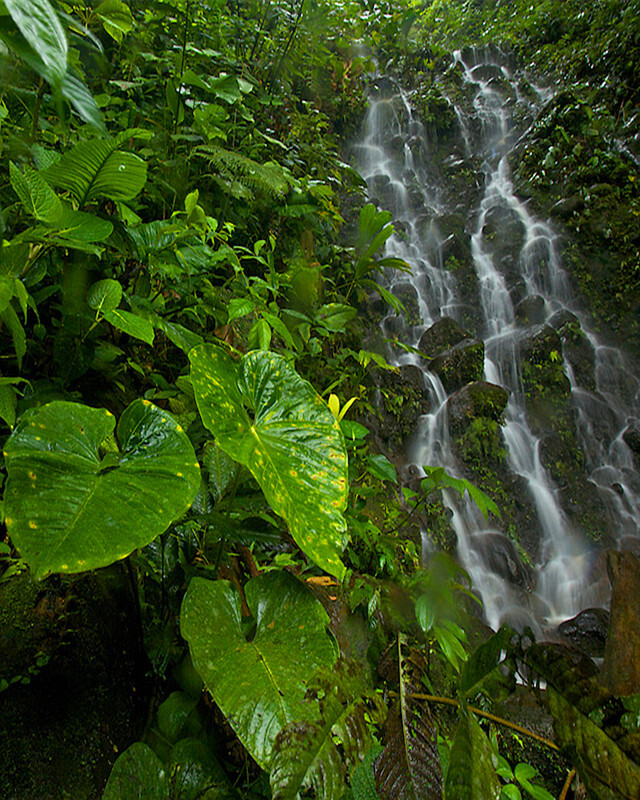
top-left (354, 48), bottom-right (640, 634)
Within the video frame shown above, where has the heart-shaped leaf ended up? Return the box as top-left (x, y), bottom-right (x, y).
top-left (189, 347), bottom-right (349, 578)
top-left (43, 139), bottom-right (147, 205)
top-left (3, 399), bottom-right (200, 579)
top-left (181, 571), bottom-right (338, 769)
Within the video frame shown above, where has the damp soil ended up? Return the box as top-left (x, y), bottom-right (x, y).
top-left (0, 565), bottom-right (151, 800)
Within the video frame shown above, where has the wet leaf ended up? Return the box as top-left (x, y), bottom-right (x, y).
top-left (374, 642), bottom-right (442, 799)
top-left (104, 308), bottom-right (154, 344)
top-left (189, 346), bottom-right (349, 578)
top-left (445, 706), bottom-right (500, 800)
top-left (9, 162), bottom-right (62, 222)
top-left (4, 400), bottom-right (200, 579)
top-left (181, 570), bottom-right (338, 769)
top-left (4, 0), bottom-right (67, 87)
top-left (43, 139), bottom-right (147, 205)
top-left (102, 742), bottom-right (167, 800)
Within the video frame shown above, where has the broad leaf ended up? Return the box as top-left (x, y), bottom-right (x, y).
top-left (51, 208), bottom-right (113, 241)
top-left (43, 139), bottom-right (147, 205)
top-left (445, 706), bottom-right (500, 800)
top-left (3, 399), bottom-right (200, 579)
top-left (9, 162), bottom-right (62, 222)
top-left (4, 0), bottom-right (67, 87)
top-left (104, 308), bottom-right (155, 344)
top-left (61, 72), bottom-right (104, 130)
top-left (102, 742), bottom-right (167, 800)
top-left (181, 571), bottom-right (338, 770)
top-left (88, 279), bottom-right (123, 314)
top-left (189, 347), bottom-right (349, 578)
top-left (94, 0), bottom-right (134, 43)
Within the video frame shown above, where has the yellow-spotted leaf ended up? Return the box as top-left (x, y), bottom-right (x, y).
top-left (3, 399), bottom-right (200, 579)
top-left (181, 571), bottom-right (338, 770)
top-left (189, 346), bottom-right (349, 578)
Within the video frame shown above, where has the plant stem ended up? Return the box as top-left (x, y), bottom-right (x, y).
top-left (559, 768), bottom-right (577, 800)
top-left (31, 79), bottom-right (45, 141)
top-left (409, 692), bottom-right (560, 751)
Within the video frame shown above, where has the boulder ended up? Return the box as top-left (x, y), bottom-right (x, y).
top-left (515, 295), bottom-right (546, 325)
top-left (558, 608), bottom-right (610, 658)
top-left (391, 282), bottom-right (421, 325)
top-left (600, 550), bottom-right (640, 695)
top-left (472, 532), bottom-right (533, 589)
top-left (518, 323), bottom-right (563, 366)
top-left (623, 420), bottom-right (640, 456)
top-left (418, 316), bottom-right (469, 358)
top-left (548, 309), bottom-right (595, 390)
top-left (447, 380), bottom-right (509, 437)
top-left (428, 338), bottom-right (485, 394)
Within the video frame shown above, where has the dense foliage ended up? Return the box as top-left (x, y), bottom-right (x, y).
top-left (1, 0), bottom-right (639, 799)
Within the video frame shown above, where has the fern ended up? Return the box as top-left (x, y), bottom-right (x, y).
top-left (195, 145), bottom-right (289, 199)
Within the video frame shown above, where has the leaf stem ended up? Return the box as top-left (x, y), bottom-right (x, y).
top-left (559, 768), bottom-right (577, 800)
top-left (408, 692), bottom-right (560, 751)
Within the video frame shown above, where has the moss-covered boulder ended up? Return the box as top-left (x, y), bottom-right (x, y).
top-left (428, 338), bottom-right (485, 394)
top-left (548, 309), bottom-right (596, 391)
top-left (446, 380), bottom-right (509, 436)
top-left (418, 316), bottom-right (469, 357)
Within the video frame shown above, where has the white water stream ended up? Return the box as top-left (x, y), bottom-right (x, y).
top-left (354, 48), bottom-right (640, 633)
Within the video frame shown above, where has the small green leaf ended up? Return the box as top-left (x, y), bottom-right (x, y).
top-left (157, 691), bottom-right (198, 743)
top-left (94, 0), bottom-right (134, 43)
top-left (104, 309), bottom-right (155, 344)
top-left (88, 279), bottom-right (122, 314)
top-left (316, 303), bottom-right (357, 332)
top-left (0, 384), bottom-right (17, 428)
top-left (366, 454), bottom-right (397, 484)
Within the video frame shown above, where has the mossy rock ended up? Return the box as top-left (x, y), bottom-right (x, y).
top-left (418, 316), bottom-right (470, 357)
top-left (428, 338), bottom-right (485, 394)
top-left (447, 380), bottom-right (509, 437)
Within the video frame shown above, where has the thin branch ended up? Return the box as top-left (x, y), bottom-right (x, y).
top-left (559, 768), bottom-right (577, 800)
top-left (408, 692), bottom-right (560, 751)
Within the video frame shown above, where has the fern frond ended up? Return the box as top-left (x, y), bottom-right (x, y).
top-left (195, 145), bottom-right (289, 198)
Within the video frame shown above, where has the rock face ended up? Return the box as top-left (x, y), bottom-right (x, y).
top-left (623, 419), bottom-right (640, 456)
top-left (515, 295), bottom-right (546, 325)
top-left (600, 550), bottom-right (640, 695)
top-left (428, 339), bottom-right (485, 394)
top-left (558, 608), bottom-right (610, 658)
top-left (471, 532), bottom-right (533, 589)
top-left (447, 381), bottom-right (509, 437)
top-left (418, 316), bottom-right (469, 357)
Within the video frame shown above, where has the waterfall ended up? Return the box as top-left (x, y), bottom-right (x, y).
top-left (354, 48), bottom-right (640, 634)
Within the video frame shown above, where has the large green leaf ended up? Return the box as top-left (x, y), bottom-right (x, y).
top-left (3, 399), bottom-right (200, 579)
top-left (94, 0), bottom-right (134, 43)
top-left (102, 742), bottom-right (167, 800)
top-left (189, 347), bottom-right (349, 578)
top-left (43, 139), bottom-right (147, 206)
top-left (104, 308), bottom-right (155, 344)
top-left (445, 706), bottom-right (500, 800)
top-left (4, 0), bottom-right (67, 87)
top-left (181, 571), bottom-right (338, 770)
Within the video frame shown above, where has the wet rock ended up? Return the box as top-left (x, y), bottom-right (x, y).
top-left (622, 419), bottom-right (640, 456)
top-left (418, 316), bottom-right (470, 357)
top-left (482, 204), bottom-right (526, 282)
top-left (515, 295), bottom-right (546, 325)
top-left (548, 310), bottom-right (596, 390)
top-left (518, 323), bottom-right (563, 365)
top-left (558, 608), bottom-right (609, 658)
top-left (600, 550), bottom-right (640, 695)
top-left (550, 195), bottom-right (583, 219)
top-left (472, 532), bottom-right (533, 589)
top-left (428, 338), bottom-right (485, 394)
top-left (365, 363), bottom-right (431, 454)
top-left (447, 380), bottom-right (509, 436)
top-left (391, 282), bottom-right (421, 325)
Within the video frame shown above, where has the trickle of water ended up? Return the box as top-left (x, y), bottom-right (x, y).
top-left (354, 48), bottom-right (640, 632)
